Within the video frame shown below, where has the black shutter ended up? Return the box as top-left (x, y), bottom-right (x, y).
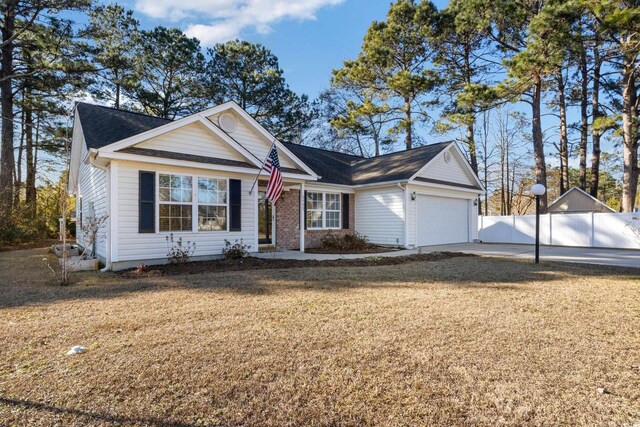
top-left (303, 190), bottom-right (308, 230)
top-left (342, 193), bottom-right (350, 229)
top-left (229, 179), bottom-right (242, 231)
top-left (139, 171), bottom-right (155, 233)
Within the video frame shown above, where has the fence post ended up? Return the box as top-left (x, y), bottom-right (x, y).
top-left (548, 213), bottom-right (552, 245)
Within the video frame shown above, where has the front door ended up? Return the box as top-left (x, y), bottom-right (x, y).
top-left (258, 191), bottom-right (273, 244)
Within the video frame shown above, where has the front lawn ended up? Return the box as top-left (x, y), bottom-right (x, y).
top-left (1, 248), bottom-right (639, 426)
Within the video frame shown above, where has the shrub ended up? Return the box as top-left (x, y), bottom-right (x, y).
top-left (222, 239), bottom-right (251, 260)
top-left (165, 233), bottom-right (196, 264)
top-left (320, 232), bottom-right (373, 252)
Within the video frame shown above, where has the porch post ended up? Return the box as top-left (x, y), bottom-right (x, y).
top-left (299, 182), bottom-right (305, 252)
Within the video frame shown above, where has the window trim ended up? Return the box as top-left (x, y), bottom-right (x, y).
top-left (155, 172), bottom-right (230, 234)
top-left (196, 176), bottom-right (229, 232)
top-left (306, 191), bottom-right (342, 230)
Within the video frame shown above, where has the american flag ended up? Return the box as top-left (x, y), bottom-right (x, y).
top-left (263, 145), bottom-right (283, 203)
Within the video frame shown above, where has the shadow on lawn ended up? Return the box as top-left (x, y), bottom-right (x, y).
top-left (1, 247), bottom-right (638, 309)
top-left (0, 396), bottom-right (198, 427)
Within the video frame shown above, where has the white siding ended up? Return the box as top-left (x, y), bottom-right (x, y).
top-left (207, 111), bottom-right (298, 168)
top-left (115, 160), bottom-right (257, 263)
top-left (406, 184), bottom-right (479, 247)
top-left (135, 122), bottom-right (246, 161)
top-left (355, 186), bottom-right (405, 246)
top-left (76, 139), bottom-right (108, 260)
top-left (417, 148), bottom-right (477, 187)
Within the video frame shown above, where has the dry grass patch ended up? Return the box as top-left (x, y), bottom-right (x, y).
top-left (1, 248), bottom-right (639, 426)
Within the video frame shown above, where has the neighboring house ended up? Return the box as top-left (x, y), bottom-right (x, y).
top-left (548, 187), bottom-right (616, 214)
top-left (68, 101), bottom-right (484, 270)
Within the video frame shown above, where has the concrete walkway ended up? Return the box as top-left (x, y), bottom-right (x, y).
top-left (254, 243), bottom-right (640, 269)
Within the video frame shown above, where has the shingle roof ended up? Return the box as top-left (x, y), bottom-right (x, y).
top-left (76, 102), bottom-right (171, 149)
top-left (283, 142), bottom-right (454, 186)
top-left (76, 102), bottom-right (461, 187)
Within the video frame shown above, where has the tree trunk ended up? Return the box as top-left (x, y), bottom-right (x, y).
top-left (579, 49), bottom-right (588, 190)
top-left (25, 106), bottom-right (36, 217)
top-left (0, 0), bottom-right (16, 224)
top-left (589, 36), bottom-right (602, 198)
top-left (557, 72), bottom-right (569, 195)
top-left (14, 106), bottom-right (24, 206)
top-left (404, 98), bottom-right (412, 150)
top-left (621, 64), bottom-right (638, 212)
top-left (531, 75), bottom-right (548, 211)
top-left (115, 83), bottom-right (121, 109)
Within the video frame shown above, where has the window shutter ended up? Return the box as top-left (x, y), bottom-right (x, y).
top-left (342, 193), bottom-right (350, 229)
top-left (229, 179), bottom-right (242, 231)
top-left (139, 171), bottom-right (155, 233)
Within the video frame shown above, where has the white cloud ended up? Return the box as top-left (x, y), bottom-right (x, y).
top-left (134, 0), bottom-right (345, 45)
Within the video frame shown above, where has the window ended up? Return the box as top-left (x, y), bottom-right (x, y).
top-left (198, 178), bottom-right (227, 231)
top-left (325, 193), bottom-right (341, 228)
top-left (306, 192), bottom-right (323, 228)
top-left (306, 192), bottom-right (341, 229)
top-left (159, 174), bottom-right (193, 231)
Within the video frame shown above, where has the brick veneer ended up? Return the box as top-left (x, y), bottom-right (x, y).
top-left (274, 189), bottom-right (355, 250)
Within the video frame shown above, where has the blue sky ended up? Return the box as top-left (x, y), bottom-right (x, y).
top-left (103, 0), bottom-right (449, 98)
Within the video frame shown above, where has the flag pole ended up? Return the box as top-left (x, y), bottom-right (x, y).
top-left (249, 141), bottom-right (276, 195)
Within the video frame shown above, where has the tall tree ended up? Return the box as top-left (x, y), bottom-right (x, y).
top-left (584, 0), bottom-right (640, 211)
top-left (433, 1), bottom-right (496, 176)
top-left (205, 40), bottom-right (315, 143)
top-left (458, 0), bottom-right (550, 210)
top-left (130, 27), bottom-right (205, 119)
top-left (334, 0), bottom-right (440, 150)
top-left (16, 18), bottom-right (86, 216)
top-left (0, 0), bottom-right (88, 223)
top-left (83, 3), bottom-right (139, 109)
top-left (589, 24), bottom-right (603, 197)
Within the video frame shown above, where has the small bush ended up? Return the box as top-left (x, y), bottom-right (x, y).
top-left (222, 239), bottom-right (251, 260)
top-left (166, 233), bottom-right (196, 264)
top-left (320, 232), bottom-right (374, 252)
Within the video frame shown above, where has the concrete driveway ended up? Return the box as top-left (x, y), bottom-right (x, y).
top-left (420, 243), bottom-right (640, 269)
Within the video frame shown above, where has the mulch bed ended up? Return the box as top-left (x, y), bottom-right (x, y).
top-left (118, 252), bottom-right (474, 278)
top-left (304, 245), bottom-right (400, 254)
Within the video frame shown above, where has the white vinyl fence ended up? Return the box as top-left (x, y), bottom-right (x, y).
top-left (479, 212), bottom-right (640, 249)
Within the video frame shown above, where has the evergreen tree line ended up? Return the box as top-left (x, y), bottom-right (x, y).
top-left (1, 0), bottom-right (639, 242)
top-left (320, 0), bottom-right (640, 214)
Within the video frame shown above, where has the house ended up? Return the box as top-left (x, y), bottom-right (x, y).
top-left (68, 101), bottom-right (484, 270)
top-left (548, 187), bottom-right (616, 214)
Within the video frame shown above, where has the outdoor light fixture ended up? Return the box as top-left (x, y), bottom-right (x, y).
top-left (473, 199), bottom-right (478, 206)
top-left (411, 191), bottom-right (417, 201)
top-left (530, 183), bottom-right (546, 264)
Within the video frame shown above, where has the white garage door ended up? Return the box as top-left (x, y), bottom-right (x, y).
top-left (417, 195), bottom-right (470, 246)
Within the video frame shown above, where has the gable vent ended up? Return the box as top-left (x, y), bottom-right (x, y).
top-left (218, 112), bottom-right (237, 133)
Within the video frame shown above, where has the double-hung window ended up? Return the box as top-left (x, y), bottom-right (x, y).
top-left (159, 174), bottom-right (193, 231)
top-left (306, 192), bottom-right (341, 229)
top-left (198, 178), bottom-right (227, 231)
top-left (157, 173), bottom-right (229, 233)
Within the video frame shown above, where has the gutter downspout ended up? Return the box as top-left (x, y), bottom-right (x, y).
top-left (88, 151), bottom-right (112, 272)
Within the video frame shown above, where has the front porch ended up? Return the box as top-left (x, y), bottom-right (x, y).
top-left (256, 180), bottom-right (355, 252)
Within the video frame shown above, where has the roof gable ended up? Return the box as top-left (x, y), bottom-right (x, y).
top-left (548, 187), bottom-right (615, 213)
top-left (134, 121), bottom-right (246, 162)
top-left (411, 144), bottom-right (480, 189)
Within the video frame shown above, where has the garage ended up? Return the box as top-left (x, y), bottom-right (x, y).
top-left (416, 195), bottom-right (470, 246)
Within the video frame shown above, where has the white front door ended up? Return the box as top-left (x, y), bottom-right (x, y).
top-left (416, 195), bottom-right (470, 246)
